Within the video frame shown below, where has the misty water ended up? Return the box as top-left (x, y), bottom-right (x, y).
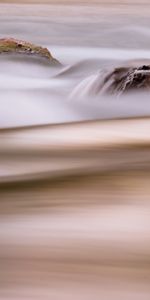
top-left (1, 3), bottom-right (150, 127)
top-left (0, 2), bottom-right (150, 300)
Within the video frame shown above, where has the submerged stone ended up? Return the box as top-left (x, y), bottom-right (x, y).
top-left (0, 37), bottom-right (61, 66)
top-left (102, 64), bottom-right (150, 96)
top-left (70, 60), bottom-right (150, 99)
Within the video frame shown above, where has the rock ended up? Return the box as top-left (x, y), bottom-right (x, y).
top-left (70, 60), bottom-right (150, 99)
top-left (101, 64), bottom-right (150, 96)
top-left (0, 37), bottom-right (61, 66)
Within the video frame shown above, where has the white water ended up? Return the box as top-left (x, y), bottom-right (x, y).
top-left (1, 2), bottom-right (150, 127)
top-left (1, 45), bottom-right (150, 128)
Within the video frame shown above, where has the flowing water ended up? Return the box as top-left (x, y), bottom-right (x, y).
top-left (0, 1), bottom-right (150, 299)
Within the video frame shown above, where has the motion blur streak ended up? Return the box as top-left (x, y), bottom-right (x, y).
top-left (0, 1), bottom-right (150, 300)
top-left (0, 119), bottom-right (150, 300)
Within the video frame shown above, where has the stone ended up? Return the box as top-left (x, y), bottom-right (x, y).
top-left (0, 37), bottom-right (61, 66)
top-left (101, 64), bottom-right (150, 96)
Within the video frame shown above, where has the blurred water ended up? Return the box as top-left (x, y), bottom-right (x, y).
top-left (1, 2), bottom-right (150, 126)
top-left (0, 2), bottom-right (150, 300)
top-left (1, 2), bottom-right (150, 127)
